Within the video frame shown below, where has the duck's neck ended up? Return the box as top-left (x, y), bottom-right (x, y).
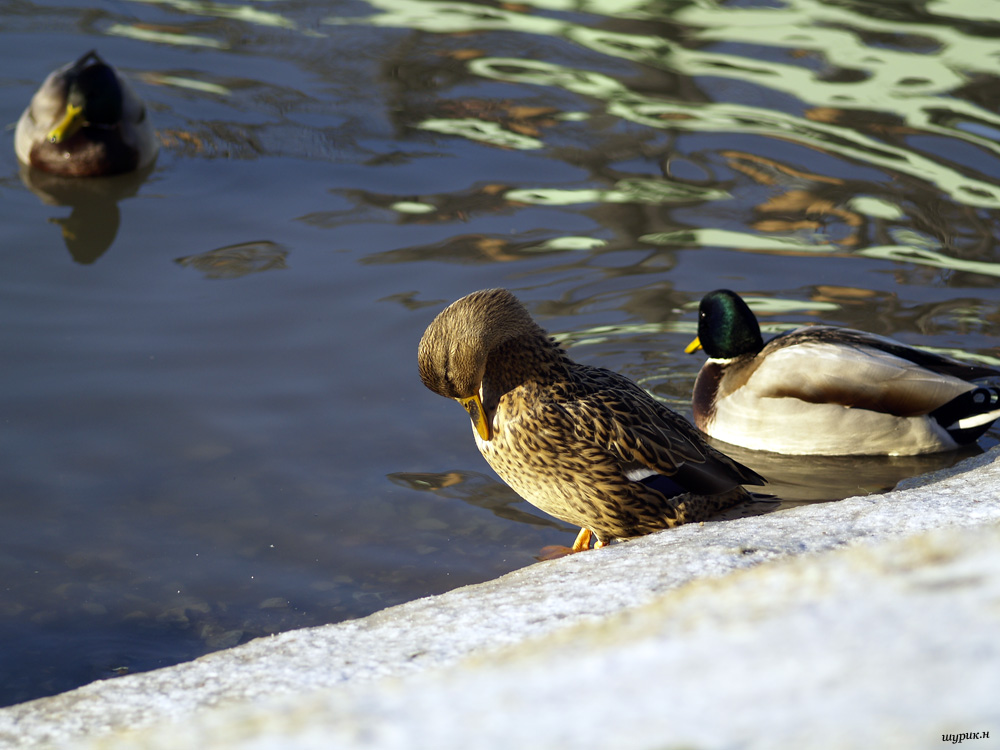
top-left (482, 332), bottom-right (569, 404)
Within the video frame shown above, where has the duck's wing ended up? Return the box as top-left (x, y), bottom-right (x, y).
top-left (750, 328), bottom-right (990, 417)
top-left (770, 327), bottom-right (1000, 379)
top-left (563, 366), bottom-right (766, 494)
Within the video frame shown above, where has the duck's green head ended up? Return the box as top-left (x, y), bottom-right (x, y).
top-left (48, 51), bottom-right (124, 144)
top-left (686, 289), bottom-right (764, 359)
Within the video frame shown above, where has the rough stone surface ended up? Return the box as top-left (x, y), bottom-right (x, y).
top-left (1, 448), bottom-right (998, 749)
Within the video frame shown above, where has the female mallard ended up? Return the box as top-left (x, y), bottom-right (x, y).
top-left (687, 289), bottom-right (1000, 456)
top-left (418, 288), bottom-right (765, 552)
top-left (15, 50), bottom-right (157, 177)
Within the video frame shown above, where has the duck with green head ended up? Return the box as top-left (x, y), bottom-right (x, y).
top-left (687, 289), bottom-right (1000, 456)
top-left (418, 288), bottom-right (765, 553)
top-left (15, 50), bottom-right (157, 177)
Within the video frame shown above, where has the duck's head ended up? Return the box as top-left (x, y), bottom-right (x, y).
top-left (418, 288), bottom-right (542, 441)
top-left (46, 51), bottom-right (125, 144)
top-left (686, 289), bottom-right (764, 359)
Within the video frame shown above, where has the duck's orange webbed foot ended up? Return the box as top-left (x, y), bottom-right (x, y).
top-left (536, 528), bottom-right (598, 560)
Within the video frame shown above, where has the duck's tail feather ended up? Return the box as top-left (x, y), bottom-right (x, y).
top-left (934, 385), bottom-right (1000, 444)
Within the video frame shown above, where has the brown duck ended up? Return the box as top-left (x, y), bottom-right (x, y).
top-left (418, 288), bottom-right (765, 552)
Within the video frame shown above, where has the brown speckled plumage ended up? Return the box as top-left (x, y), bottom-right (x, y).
top-left (418, 289), bottom-right (765, 548)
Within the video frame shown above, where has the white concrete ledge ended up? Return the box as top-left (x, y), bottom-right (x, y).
top-left (2, 448), bottom-right (999, 749)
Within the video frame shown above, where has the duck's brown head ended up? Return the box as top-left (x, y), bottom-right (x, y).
top-left (418, 288), bottom-right (542, 440)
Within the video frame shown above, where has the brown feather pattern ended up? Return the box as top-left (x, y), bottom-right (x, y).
top-left (419, 289), bottom-right (764, 546)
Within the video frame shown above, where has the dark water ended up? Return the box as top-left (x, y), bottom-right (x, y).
top-left (2, 0), bottom-right (999, 706)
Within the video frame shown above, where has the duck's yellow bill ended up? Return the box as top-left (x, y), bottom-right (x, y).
top-left (48, 103), bottom-right (85, 144)
top-left (459, 394), bottom-right (491, 441)
top-left (684, 336), bottom-right (703, 354)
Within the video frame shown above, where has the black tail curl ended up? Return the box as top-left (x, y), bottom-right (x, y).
top-left (933, 385), bottom-right (1000, 445)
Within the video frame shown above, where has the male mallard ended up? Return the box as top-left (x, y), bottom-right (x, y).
top-left (686, 289), bottom-right (1000, 456)
top-left (15, 50), bottom-right (157, 177)
top-left (418, 288), bottom-right (765, 552)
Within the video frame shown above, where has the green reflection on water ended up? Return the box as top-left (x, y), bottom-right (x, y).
top-left (526, 237), bottom-right (607, 251)
top-left (337, 0), bottom-right (1000, 209)
top-left (506, 178), bottom-right (728, 206)
top-left (673, 0), bottom-right (1000, 160)
top-left (515, 0), bottom-right (652, 12)
top-left (642, 228), bottom-right (838, 254)
top-left (128, 0), bottom-right (297, 29)
top-left (734, 296), bottom-right (840, 314)
top-left (140, 73), bottom-right (233, 97)
top-left (926, 0), bottom-right (999, 20)
top-left (324, 0), bottom-right (567, 35)
top-left (417, 118), bottom-right (544, 149)
top-left (846, 196), bottom-right (905, 221)
top-left (473, 54), bottom-right (1000, 209)
top-left (860, 245), bottom-right (1000, 279)
top-left (618, 97), bottom-right (1000, 208)
top-left (106, 23), bottom-right (226, 48)
top-left (392, 201), bottom-right (438, 214)
top-left (468, 57), bottom-right (627, 100)
top-left (642, 229), bottom-right (1000, 278)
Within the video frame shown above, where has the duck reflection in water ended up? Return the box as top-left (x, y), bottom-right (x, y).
top-left (388, 470), bottom-right (576, 532)
top-left (16, 50), bottom-right (159, 264)
top-left (19, 163), bottom-right (153, 264)
top-left (700, 439), bottom-right (983, 506)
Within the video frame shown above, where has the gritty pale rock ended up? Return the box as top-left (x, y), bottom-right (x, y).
top-left (1, 448), bottom-right (998, 750)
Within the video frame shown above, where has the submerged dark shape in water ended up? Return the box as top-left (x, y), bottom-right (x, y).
top-left (176, 241), bottom-right (289, 279)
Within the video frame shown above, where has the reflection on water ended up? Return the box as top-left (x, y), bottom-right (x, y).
top-left (2, 0), bottom-right (1000, 709)
top-left (389, 470), bottom-right (574, 531)
top-left (19, 164), bottom-right (154, 263)
top-left (708, 440), bottom-right (984, 505)
top-left (176, 240), bottom-right (289, 279)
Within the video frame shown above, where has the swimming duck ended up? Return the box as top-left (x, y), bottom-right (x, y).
top-left (686, 289), bottom-right (1000, 456)
top-left (418, 288), bottom-right (765, 552)
top-left (15, 50), bottom-right (157, 177)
